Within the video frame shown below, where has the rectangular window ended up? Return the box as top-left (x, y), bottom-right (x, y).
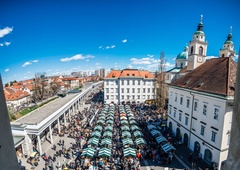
top-left (115, 95), bottom-right (118, 99)
top-left (143, 88), bottom-right (146, 93)
top-left (179, 113), bottom-right (182, 121)
top-left (138, 88), bottom-right (140, 93)
top-left (214, 107), bottom-right (219, 120)
top-left (111, 88), bottom-right (114, 93)
top-left (148, 88), bottom-right (150, 93)
top-left (200, 125), bottom-right (205, 136)
top-left (111, 95), bottom-right (114, 100)
top-left (175, 94), bottom-right (178, 102)
top-left (137, 95), bottom-right (140, 99)
top-left (106, 95), bottom-right (109, 99)
top-left (186, 98), bottom-right (190, 108)
top-left (203, 104), bottom-right (207, 115)
top-left (132, 89), bottom-right (135, 93)
top-left (122, 80), bottom-right (124, 85)
top-left (138, 80), bottom-right (140, 85)
top-left (115, 81), bottom-right (118, 85)
top-left (211, 131), bottom-right (216, 142)
top-left (121, 95), bottom-right (124, 100)
top-left (147, 95), bottom-right (150, 99)
top-left (127, 95), bottom-right (130, 100)
top-left (142, 95), bottom-right (145, 99)
top-left (180, 96), bottom-right (183, 105)
top-left (106, 88), bottom-right (109, 93)
top-left (127, 88), bottom-right (129, 93)
top-left (127, 80), bottom-right (129, 85)
top-left (121, 88), bottom-right (124, 93)
top-left (115, 88), bottom-right (118, 93)
top-left (143, 81), bottom-right (146, 85)
top-left (185, 116), bottom-right (188, 126)
top-left (132, 80), bottom-right (135, 85)
top-left (169, 107), bottom-right (172, 115)
top-left (152, 88), bottom-right (155, 93)
top-left (194, 101), bottom-right (198, 111)
top-left (174, 110), bottom-right (176, 118)
top-left (132, 95), bottom-right (135, 100)
top-left (106, 81), bottom-right (109, 85)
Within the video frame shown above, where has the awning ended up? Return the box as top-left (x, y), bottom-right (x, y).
top-left (94, 125), bottom-right (102, 132)
top-left (129, 120), bottom-right (137, 125)
top-left (105, 126), bottom-right (113, 131)
top-left (81, 147), bottom-right (96, 158)
top-left (103, 131), bottom-right (113, 138)
top-left (123, 147), bottom-right (136, 157)
top-left (133, 131), bottom-right (143, 137)
top-left (98, 148), bottom-right (111, 157)
top-left (147, 125), bottom-right (157, 131)
top-left (106, 120), bottom-right (114, 125)
top-left (122, 138), bottom-right (134, 146)
top-left (88, 138), bottom-right (99, 146)
top-left (156, 136), bottom-right (167, 144)
top-left (120, 120), bottom-right (128, 125)
top-left (91, 131), bottom-right (101, 138)
top-left (131, 125), bottom-right (140, 131)
top-left (161, 143), bottom-right (176, 153)
top-left (97, 119), bottom-right (105, 125)
top-left (135, 138), bottom-right (146, 145)
top-left (101, 138), bottom-right (112, 146)
top-left (150, 130), bottom-right (161, 137)
top-left (122, 131), bottom-right (131, 138)
top-left (121, 126), bottom-right (130, 131)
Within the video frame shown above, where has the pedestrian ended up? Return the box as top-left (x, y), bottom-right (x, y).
top-left (189, 153), bottom-right (193, 162)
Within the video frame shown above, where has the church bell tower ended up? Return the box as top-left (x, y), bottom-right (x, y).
top-left (187, 15), bottom-right (208, 71)
top-left (220, 26), bottom-right (235, 58)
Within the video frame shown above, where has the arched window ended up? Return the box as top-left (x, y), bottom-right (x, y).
top-left (191, 46), bottom-right (193, 54)
top-left (222, 54), bottom-right (225, 58)
top-left (204, 149), bottom-right (212, 163)
top-left (199, 46), bottom-right (203, 55)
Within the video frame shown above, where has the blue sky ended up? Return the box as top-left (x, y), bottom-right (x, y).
top-left (0, 0), bottom-right (239, 83)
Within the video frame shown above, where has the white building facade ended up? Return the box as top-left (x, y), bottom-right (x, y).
top-left (167, 17), bottom-right (236, 169)
top-left (104, 69), bottom-right (156, 104)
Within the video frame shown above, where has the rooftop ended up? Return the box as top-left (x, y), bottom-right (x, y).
top-left (14, 93), bottom-right (79, 124)
top-left (170, 57), bottom-right (237, 96)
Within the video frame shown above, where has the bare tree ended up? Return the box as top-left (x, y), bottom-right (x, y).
top-left (32, 72), bottom-right (47, 103)
top-left (156, 52), bottom-right (168, 110)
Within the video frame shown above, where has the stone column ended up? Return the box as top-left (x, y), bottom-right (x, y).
top-left (57, 118), bottom-right (61, 134)
top-left (49, 126), bottom-right (53, 144)
top-left (37, 135), bottom-right (42, 154)
top-left (64, 112), bottom-right (67, 126)
top-left (221, 52), bottom-right (240, 170)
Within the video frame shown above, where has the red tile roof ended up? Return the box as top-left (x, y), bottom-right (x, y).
top-left (170, 57), bottom-right (237, 96)
top-left (105, 69), bottom-right (155, 79)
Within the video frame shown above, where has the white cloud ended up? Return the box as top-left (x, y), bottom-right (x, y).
top-left (206, 56), bottom-right (218, 60)
top-left (32, 60), bottom-right (39, 63)
top-left (99, 46), bottom-right (102, 49)
top-left (122, 39), bottom-right (127, 43)
top-left (0, 43), bottom-right (3, 46)
top-left (172, 57), bottom-right (176, 60)
top-left (4, 42), bottom-right (11, 46)
top-left (105, 46), bottom-right (110, 49)
top-left (111, 45), bottom-right (115, 48)
top-left (85, 59), bottom-right (89, 62)
top-left (147, 54), bottom-right (154, 58)
top-left (60, 54), bottom-right (95, 62)
top-left (0, 27), bottom-right (13, 38)
top-left (22, 62), bottom-right (32, 67)
top-left (127, 65), bottom-right (132, 69)
top-left (5, 68), bottom-right (9, 72)
top-left (130, 57), bottom-right (152, 65)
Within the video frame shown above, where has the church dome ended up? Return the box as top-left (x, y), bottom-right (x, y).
top-left (176, 51), bottom-right (188, 60)
top-left (176, 46), bottom-right (188, 60)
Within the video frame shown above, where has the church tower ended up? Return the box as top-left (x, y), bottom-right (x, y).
top-left (187, 15), bottom-right (208, 71)
top-left (220, 26), bottom-right (235, 58)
